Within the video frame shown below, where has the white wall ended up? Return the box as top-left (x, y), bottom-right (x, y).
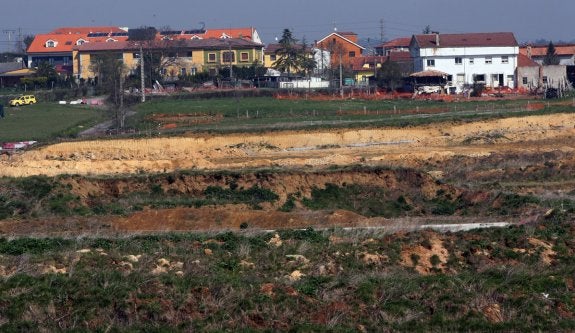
top-left (413, 46), bottom-right (519, 93)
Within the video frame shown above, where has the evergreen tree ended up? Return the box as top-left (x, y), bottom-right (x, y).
top-left (272, 29), bottom-right (301, 77)
top-left (543, 41), bottom-right (560, 65)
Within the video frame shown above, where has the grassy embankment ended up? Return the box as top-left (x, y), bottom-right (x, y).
top-left (1, 218), bottom-right (575, 331)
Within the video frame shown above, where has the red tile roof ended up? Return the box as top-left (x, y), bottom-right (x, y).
top-left (517, 53), bottom-right (540, 67)
top-left (28, 27), bottom-right (259, 54)
top-left (520, 44), bottom-right (575, 57)
top-left (28, 32), bottom-right (129, 53)
top-left (379, 37), bottom-right (411, 49)
top-left (413, 32), bottom-right (518, 48)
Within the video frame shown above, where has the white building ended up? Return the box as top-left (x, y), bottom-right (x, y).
top-left (410, 32), bottom-right (519, 94)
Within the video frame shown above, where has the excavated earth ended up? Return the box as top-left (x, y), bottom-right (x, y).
top-left (1, 112), bottom-right (575, 235)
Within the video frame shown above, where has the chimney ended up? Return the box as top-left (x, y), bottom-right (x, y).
top-left (527, 45), bottom-right (532, 59)
top-left (433, 32), bottom-right (440, 46)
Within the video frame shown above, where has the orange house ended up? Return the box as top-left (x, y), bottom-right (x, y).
top-left (316, 31), bottom-right (365, 71)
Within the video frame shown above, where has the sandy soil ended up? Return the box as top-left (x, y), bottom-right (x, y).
top-left (1, 113), bottom-right (574, 177)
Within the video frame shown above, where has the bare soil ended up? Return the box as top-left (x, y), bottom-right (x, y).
top-left (1, 112), bottom-right (574, 235)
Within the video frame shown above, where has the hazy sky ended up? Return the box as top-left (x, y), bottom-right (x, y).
top-left (1, 0), bottom-right (573, 51)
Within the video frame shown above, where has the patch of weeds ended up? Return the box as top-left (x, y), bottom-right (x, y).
top-left (279, 195), bottom-right (296, 212)
top-left (280, 227), bottom-right (328, 244)
top-left (48, 193), bottom-right (79, 215)
top-left (295, 276), bottom-right (331, 296)
top-left (150, 184), bottom-right (164, 195)
top-left (0, 237), bottom-right (73, 255)
top-left (15, 176), bottom-right (55, 199)
top-left (302, 183), bottom-right (412, 217)
top-left (204, 185), bottom-right (278, 208)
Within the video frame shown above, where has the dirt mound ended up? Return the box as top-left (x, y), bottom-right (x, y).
top-left (1, 113), bottom-right (574, 177)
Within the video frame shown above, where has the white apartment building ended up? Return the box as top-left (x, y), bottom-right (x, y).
top-left (410, 32), bottom-right (519, 94)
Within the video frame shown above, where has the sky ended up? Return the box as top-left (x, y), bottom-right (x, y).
top-left (1, 0), bottom-right (574, 52)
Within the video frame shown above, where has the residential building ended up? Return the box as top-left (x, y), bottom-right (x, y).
top-left (0, 62), bottom-right (34, 87)
top-left (73, 38), bottom-right (264, 80)
top-left (27, 26), bottom-right (129, 75)
top-left (263, 43), bottom-right (330, 75)
top-left (351, 51), bottom-right (412, 84)
top-left (375, 37), bottom-right (411, 56)
top-left (410, 32), bottom-right (519, 93)
top-left (516, 54), bottom-right (571, 91)
top-left (316, 31), bottom-right (365, 72)
top-left (27, 26), bottom-right (263, 78)
top-left (520, 44), bottom-right (575, 66)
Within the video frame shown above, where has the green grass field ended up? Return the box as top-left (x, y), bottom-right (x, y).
top-left (0, 103), bottom-right (106, 142)
top-left (130, 96), bottom-right (574, 134)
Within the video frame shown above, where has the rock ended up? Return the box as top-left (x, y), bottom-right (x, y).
top-left (157, 258), bottom-right (170, 267)
top-left (288, 270), bottom-right (304, 282)
top-left (482, 303), bottom-right (503, 323)
top-left (267, 233), bottom-right (283, 247)
top-left (124, 254), bottom-right (142, 263)
top-left (204, 248), bottom-right (213, 256)
top-left (240, 260), bottom-right (255, 269)
top-left (260, 283), bottom-right (275, 296)
top-left (175, 271), bottom-right (184, 277)
top-left (76, 249), bottom-right (91, 254)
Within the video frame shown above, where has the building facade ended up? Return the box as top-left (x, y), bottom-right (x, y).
top-left (410, 32), bottom-right (519, 93)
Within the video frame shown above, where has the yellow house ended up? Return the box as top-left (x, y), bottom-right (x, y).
top-left (73, 38), bottom-right (264, 80)
top-left (263, 43), bottom-right (315, 74)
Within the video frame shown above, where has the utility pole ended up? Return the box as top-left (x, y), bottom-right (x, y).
top-left (380, 19), bottom-right (385, 43)
top-left (339, 51), bottom-right (343, 98)
top-left (140, 45), bottom-right (145, 102)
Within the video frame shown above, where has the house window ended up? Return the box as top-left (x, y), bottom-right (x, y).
top-left (240, 52), bottom-right (249, 62)
top-left (426, 59), bottom-right (435, 67)
top-left (270, 54), bottom-right (277, 61)
top-left (455, 57), bottom-right (462, 65)
top-left (186, 51), bottom-right (193, 58)
top-left (469, 58), bottom-right (474, 65)
top-left (522, 77), bottom-right (528, 85)
top-left (447, 75), bottom-right (453, 84)
top-left (501, 56), bottom-right (509, 64)
top-left (222, 51), bottom-right (235, 63)
top-left (457, 74), bottom-right (465, 84)
top-left (181, 68), bottom-right (187, 76)
top-left (76, 39), bottom-right (86, 46)
top-left (46, 40), bottom-right (56, 48)
top-left (132, 53), bottom-right (141, 59)
top-left (208, 53), bottom-right (216, 63)
top-left (474, 74), bottom-right (485, 82)
top-left (349, 51), bottom-right (356, 58)
top-left (191, 67), bottom-right (197, 75)
top-left (543, 76), bottom-right (548, 84)
top-left (485, 57), bottom-right (492, 64)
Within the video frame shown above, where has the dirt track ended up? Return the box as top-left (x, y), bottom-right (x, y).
top-left (1, 113), bottom-right (575, 177)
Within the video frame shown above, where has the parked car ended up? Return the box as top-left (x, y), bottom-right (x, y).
top-left (9, 95), bottom-right (37, 106)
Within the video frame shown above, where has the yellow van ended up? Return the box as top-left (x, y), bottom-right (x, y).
top-left (9, 95), bottom-right (37, 106)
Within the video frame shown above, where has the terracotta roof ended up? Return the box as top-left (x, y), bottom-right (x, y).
top-left (28, 26), bottom-right (258, 54)
top-left (517, 53), bottom-right (540, 67)
top-left (520, 44), bottom-right (575, 57)
top-left (160, 28), bottom-right (256, 41)
top-left (316, 32), bottom-right (365, 50)
top-left (413, 32), bottom-right (518, 48)
top-left (74, 38), bottom-right (263, 52)
top-left (28, 33), bottom-right (129, 54)
top-left (379, 37), bottom-right (411, 49)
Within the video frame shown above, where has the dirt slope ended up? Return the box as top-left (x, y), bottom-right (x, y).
top-left (1, 113), bottom-right (574, 177)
